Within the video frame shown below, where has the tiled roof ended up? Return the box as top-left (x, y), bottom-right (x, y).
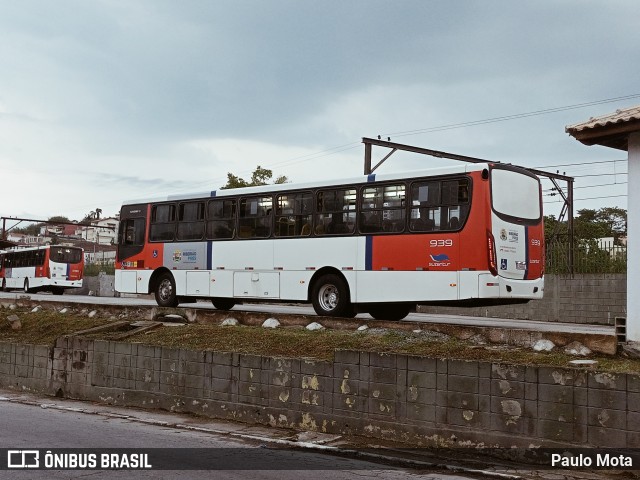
top-left (566, 104), bottom-right (640, 133)
top-left (565, 104), bottom-right (640, 150)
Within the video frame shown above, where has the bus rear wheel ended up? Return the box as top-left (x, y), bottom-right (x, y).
top-left (211, 298), bottom-right (235, 310)
top-left (368, 303), bottom-right (412, 321)
top-left (154, 273), bottom-right (179, 308)
top-left (311, 274), bottom-right (352, 317)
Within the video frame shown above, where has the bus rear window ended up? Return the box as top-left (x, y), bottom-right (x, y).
top-left (491, 168), bottom-right (541, 221)
top-left (50, 247), bottom-right (83, 264)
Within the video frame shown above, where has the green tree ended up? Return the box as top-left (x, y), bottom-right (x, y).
top-left (545, 207), bottom-right (627, 274)
top-left (47, 216), bottom-right (72, 224)
top-left (221, 165), bottom-right (288, 190)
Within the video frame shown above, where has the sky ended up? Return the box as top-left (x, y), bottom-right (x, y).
top-left (1, 0), bottom-right (638, 228)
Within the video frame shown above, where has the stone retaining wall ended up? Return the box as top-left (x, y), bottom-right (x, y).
top-left (1, 337), bottom-right (638, 448)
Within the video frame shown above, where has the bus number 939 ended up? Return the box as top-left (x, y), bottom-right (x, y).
top-left (430, 239), bottom-right (453, 247)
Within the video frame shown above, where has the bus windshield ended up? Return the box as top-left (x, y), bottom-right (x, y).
top-left (50, 246), bottom-right (83, 264)
top-left (491, 168), bottom-right (541, 221)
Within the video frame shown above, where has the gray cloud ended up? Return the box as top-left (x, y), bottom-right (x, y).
top-left (0, 0), bottom-right (636, 218)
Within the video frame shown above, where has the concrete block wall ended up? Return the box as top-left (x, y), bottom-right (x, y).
top-left (2, 338), bottom-right (639, 448)
top-left (418, 274), bottom-right (627, 325)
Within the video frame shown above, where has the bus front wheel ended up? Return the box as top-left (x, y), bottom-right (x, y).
top-left (212, 298), bottom-right (236, 310)
top-left (154, 273), bottom-right (179, 308)
top-left (368, 303), bottom-right (412, 321)
top-left (311, 274), bottom-right (352, 317)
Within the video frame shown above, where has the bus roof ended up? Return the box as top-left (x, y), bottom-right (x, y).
top-left (121, 163), bottom-right (493, 206)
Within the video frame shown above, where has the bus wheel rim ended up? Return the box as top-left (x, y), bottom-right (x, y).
top-left (318, 284), bottom-right (338, 311)
top-left (159, 279), bottom-right (173, 301)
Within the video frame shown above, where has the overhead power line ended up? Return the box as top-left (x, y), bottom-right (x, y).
top-left (538, 159), bottom-right (627, 169)
top-left (544, 193), bottom-right (627, 203)
top-left (382, 94), bottom-right (640, 138)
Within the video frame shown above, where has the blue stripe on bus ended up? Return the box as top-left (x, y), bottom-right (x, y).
top-left (207, 242), bottom-right (212, 270)
top-left (365, 236), bottom-right (373, 271)
top-left (210, 191), bottom-right (216, 197)
top-left (367, 174), bottom-right (376, 183)
top-left (66, 264), bottom-right (70, 278)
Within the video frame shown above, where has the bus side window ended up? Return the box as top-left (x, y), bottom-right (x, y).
top-left (177, 202), bottom-right (205, 241)
top-left (207, 199), bottom-right (236, 239)
top-left (150, 204), bottom-right (176, 242)
top-left (410, 178), bottom-right (470, 232)
top-left (359, 184), bottom-right (405, 234)
top-left (275, 192), bottom-right (312, 237)
top-left (315, 188), bottom-right (356, 236)
top-left (239, 196), bottom-right (272, 239)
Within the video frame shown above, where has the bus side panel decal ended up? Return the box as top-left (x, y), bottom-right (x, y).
top-left (365, 236), bottom-right (373, 271)
top-left (207, 241), bottom-right (213, 271)
top-left (525, 223), bottom-right (544, 280)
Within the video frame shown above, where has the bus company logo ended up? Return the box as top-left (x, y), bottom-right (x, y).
top-left (508, 230), bottom-right (519, 243)
top-left (500, 229), bottom-right (507, 241)
top-left (429, 253), bottom-right (451, 267)
top-left (172, 250), bottom-right (182, 262)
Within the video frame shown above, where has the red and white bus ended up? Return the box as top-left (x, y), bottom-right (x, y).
top-left (0, 245), bottom-right (84, 295)
top-left (115, 163), bottom-right (544, 320)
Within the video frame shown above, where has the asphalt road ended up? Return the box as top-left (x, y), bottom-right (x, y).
top-left (0, 290), bottom-right (614, 336)
top-left (0, 391), bottom-right (477, 480)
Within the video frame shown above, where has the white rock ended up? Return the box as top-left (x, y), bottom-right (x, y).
top-left (9, 304), bottom-right (17, 310)
top-left (88, 310), bottom-right (98, 318)
top-left (59, 308), bottom-right (68, 314)
top-left (564, 341), bottom-right (592, 356)
top-left (31, 306), bottom-right (41, 313)
top-left (357, 325), bottom-right (369, 331)
top-left (532, 339), bottom-right (555, 352)
top-left (262, 318), bottom-right (280, 329)
top-left (221, 318), bottom-right (239, 327)
top-left (306, 322), bottom-right (324, 331)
